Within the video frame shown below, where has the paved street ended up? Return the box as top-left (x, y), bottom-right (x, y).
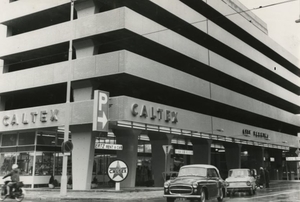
top-left (16, 181), bottom-right (300, 202)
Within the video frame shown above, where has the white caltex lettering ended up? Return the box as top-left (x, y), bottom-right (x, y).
top-left (131, 103), bottom-right (178, 124)
top-left (2, 109), bottom-right (60, 127)
top-left (50, 109), bottom-right (59, 121)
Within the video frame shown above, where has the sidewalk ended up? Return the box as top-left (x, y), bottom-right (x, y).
top-left (24, 187), bottom-right (164, 201)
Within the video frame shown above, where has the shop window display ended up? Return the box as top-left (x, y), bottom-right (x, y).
top-left (0, 153), bottom-right (34, 176)
top-left (0, 153), bottom-right (16, 175)
top-left (54, 153), bottom-right (72, 175)
top-left (18, 152), bottom-right (34, 175)
top-left (35, 152), bottom-right (54, 175)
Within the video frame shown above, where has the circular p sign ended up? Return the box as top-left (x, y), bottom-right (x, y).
top-left (107, 160), bottom-right (128, 182)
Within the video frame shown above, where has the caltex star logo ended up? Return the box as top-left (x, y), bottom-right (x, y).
top-left (108, 160), bottom-right (128, 182)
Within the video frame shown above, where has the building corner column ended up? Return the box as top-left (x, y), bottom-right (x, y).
top-left (148, 132), bottom-right (173, 187)
top-left (71, 124), bottom-right (96, 190)
top-left (191, 138), bottom-right (212, 164)
top-left (224, 143), bottom-right (242, 170)
top-left (113, 128), bottom-right (141, 188)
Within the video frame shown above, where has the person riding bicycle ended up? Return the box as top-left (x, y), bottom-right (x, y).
top-left (2, 164), bottom-right (20, 197)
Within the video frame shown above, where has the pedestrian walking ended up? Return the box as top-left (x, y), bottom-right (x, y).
top-left (264, 167), bottom-right (270, 188)
top-left (259, 167), bottom-right (266, 188)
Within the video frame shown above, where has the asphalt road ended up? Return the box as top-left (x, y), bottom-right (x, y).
top-left (14, 181), bottom-right (300, 202)
top-left (136, 182), bottom-right (300, 202)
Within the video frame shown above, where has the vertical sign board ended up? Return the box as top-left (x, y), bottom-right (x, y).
top-left (93, 90), bottom-right (109, 132)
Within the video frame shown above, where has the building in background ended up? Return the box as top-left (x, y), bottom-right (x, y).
top-left (0, 0), bottom-right (299, 189)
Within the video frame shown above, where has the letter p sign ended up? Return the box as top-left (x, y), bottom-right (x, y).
top-left (99, 93), bottom-right (108, 111)
top-left (93, 90), bottom-right (109, 132)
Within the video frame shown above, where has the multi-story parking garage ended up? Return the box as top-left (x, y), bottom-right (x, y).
top-left (0, 0), bottom-right (299, 190)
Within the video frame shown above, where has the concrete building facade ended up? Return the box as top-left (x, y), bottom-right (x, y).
top-left (0, 0), bottom-right (299, 189)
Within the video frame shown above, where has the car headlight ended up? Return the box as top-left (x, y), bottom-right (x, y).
top-left (164, 181), bottom-right (171, 188)
top-left (246, 181), bottom-right (251, 186)
top-left (192, 182), bottom-right (198, 188)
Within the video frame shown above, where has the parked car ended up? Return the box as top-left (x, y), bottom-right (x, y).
top-left (164, 164), bottom-right (226, 202)
top-left (225, 168), bottom-right (257, 196)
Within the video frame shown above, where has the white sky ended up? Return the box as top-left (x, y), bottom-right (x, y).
top-left (239, 0), bottom-right (300, 59)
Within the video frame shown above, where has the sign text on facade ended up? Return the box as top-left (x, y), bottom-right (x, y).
top-left (2, 109), bottom-right (59, 127)
top-left (131, 103), bottom-right (178, 123)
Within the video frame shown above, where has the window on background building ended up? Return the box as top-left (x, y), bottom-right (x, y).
top-left (2, 133), bottom-right (17, 146)
top-left (18, 131), bottom-right (35, 145)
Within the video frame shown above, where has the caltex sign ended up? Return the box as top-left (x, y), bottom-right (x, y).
top-left (107, 160), bottom-right (128, 182)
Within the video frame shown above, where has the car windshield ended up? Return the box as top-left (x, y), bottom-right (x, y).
top-left (178, 167), bottom-right (207, 177)
top-left (229, 170), bottom-right (250, 178)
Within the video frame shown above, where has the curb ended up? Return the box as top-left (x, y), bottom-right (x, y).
top-left (24, 188), bottom-right (163, 201)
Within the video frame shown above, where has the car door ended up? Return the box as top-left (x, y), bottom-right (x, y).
top-left (207, 168), bottom-right (218, 198)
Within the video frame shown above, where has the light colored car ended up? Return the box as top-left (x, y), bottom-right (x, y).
top-left (225, 168), bottom-right (257, 196)
top-left (164, 164), bottom-right (226, 202)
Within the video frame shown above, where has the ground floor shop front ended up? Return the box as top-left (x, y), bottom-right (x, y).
top-left (0, 126), bottom-right (297, 189)
top-left (0, 95), bottom-right (298, 189)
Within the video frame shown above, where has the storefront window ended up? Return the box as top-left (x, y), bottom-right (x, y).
top-left (2, 134), bottom-right (17, 146)
top-left (138, 144), bottom-right (151, 153)
top-left (54, 153), bottom-right (72, 175)
top-left (18, 152), bottom-right (34, 175)
top-left (18, 132), bottom-right (35, 145)
top-left (0, 153), bottom-right (17, 175)
top-left (54, 153), bottom-right (62, 175)
top-left (35, 152), bottom-right (54, 175)
top-left (37, 132), bottom-right (56, 145)
top-left (57, 133), bottom-right (64, 146)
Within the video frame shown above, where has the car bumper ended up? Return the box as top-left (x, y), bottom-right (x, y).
top-left (227, 187), bottom-right (252, 192)
top-left (164, 194), bottom-right (201, 198)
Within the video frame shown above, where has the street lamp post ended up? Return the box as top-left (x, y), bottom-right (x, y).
top-left (60, 0), bottom-right (75, 196)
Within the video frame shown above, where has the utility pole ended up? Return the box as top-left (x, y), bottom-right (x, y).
top-left (60, 0), bottom-right (75, 196)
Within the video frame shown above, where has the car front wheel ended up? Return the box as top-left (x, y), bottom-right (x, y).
top-left (199, 189), bottom-right (206, 202)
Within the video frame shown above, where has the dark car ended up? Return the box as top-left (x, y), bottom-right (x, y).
top-left (164, 164), bottom-right (226, 202)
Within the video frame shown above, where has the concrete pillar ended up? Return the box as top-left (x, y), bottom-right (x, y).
top-left (248, 147), bottom-right (264, 172)
top-left (73, 39), bottom-right (97, 59)
top-left (72, 80), bottom-right (96, 101)
top-left (74, 0), bottom-right (99, 18)
top-left (148, 132), bottom-right (173, 187)
top-left (71, 124), bottom-right (96, 190)
top-left (224, 143), bottom-right (241, 170)
top-left (270, 149), bottom-right (283, 180)
top-left (191, 139), bottom-right (212, 164)
top-left (113, 128), bottom-right (141, 188)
